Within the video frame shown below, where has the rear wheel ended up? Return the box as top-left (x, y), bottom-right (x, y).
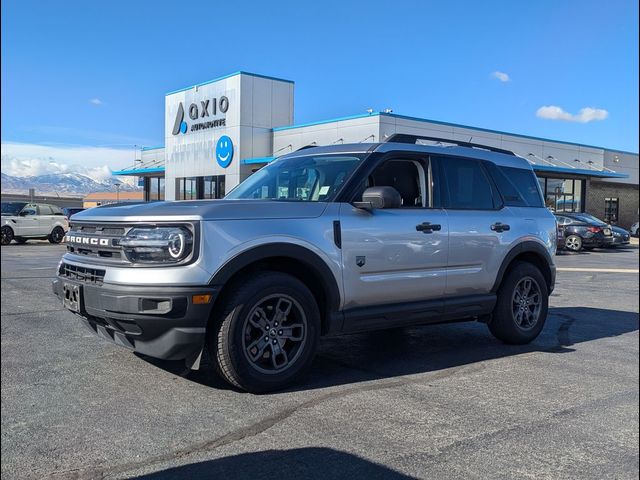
top-left (48, 226), bottom-right (65, 244)
top-left (489, 261), bottom-right (548, 344)
top-left (1, 226), bottom-right (14, 245)
top-left (210, 272), bottom-right (320, 393)
top-left (565, 234), bottom-right (582, 252)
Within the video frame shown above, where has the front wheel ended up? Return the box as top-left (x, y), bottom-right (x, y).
top-left (210, 272), bottom-right (320, 393)
top-left (48, 226), bottom-right (65, 244)
top-left (489, 261), bottom-right (549, 344)
top-left (565, 234), bottom-right (582, 252)
top-left (1, 226), bottom-right (14, 245)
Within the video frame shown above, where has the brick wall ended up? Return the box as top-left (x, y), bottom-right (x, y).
top-left (586, 180), bottom-right (639, 229)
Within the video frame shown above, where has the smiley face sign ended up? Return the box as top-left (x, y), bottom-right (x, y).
top-left (215, 135), bottom-right (234, 168)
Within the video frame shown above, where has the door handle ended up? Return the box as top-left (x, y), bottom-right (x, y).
top-left (416, 222), bottom-right (442, 233)
top-left (491, 222), bottom-right (510, 233)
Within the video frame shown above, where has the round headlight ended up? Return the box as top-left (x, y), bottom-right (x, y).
top-left (120, 225), bottom-right (194, 264)
top-left (167, 231), bottom-right (185, 259)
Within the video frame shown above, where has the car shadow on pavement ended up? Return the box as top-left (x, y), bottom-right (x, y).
top-left (130, 447), bottom-right (415, 480)
top-left (142, 307), bottom-right (638, 393)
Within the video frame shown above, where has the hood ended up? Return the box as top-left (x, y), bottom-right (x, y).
top-left (71, 200), bottom-right (329, 222)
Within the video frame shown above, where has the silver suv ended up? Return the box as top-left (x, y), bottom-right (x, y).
top-left (53, 136), bottom-right (557, 392)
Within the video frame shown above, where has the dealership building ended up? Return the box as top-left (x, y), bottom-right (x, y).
top-left (114, 71), bottom-right (639, 228)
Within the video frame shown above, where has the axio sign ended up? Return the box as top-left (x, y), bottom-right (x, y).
top-left (172, 96), bottom-right (230, 135)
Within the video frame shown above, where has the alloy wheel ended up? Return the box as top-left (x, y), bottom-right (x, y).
top-left (511, 276), bottom-right (542, 330)
top-left (51, 228), bottom-right (65, 243)
top-left (241, 294), bottom-right (307, 374)
top-left (566, 235), bottom-right (581, 251)
top-left (1, 227), bottom-right (13, 245)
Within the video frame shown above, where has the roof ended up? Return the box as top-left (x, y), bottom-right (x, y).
top-left (277, 142), bottom-right (532, 169)
top-left (166, 71), bottom-right (295, 96)
top-left (83, 191), bottom-right (144, 201)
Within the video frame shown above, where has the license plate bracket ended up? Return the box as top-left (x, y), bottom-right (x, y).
top-left (62, 283), bottom-right (82, 313)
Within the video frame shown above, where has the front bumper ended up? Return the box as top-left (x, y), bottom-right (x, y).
top-left (52, 278), bottom-right (218, 361)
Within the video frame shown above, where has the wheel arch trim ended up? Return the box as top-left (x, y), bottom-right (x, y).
top-left (491, 241), bottom-right (555, 293)
top-left (208, 242), bottom-right (343, 326)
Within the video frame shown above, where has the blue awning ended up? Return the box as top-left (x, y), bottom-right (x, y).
top-left (112, 167), bottom-right (165, 176)
top-left (532, 165), bottom-right (628, 178)
top-left (241, 156), bottom-right (275, 165)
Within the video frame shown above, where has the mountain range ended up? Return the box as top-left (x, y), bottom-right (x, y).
top-left (0, 172), bottom-right (140, 197)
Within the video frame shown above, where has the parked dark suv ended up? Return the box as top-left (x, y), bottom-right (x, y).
top-left (555, 213), bottom-right (614, 252)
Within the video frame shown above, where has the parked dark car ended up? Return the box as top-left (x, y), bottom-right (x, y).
top-left (62, 207), bottom-right (85, 219)
top-left (555, 213), bottom-right (614, 252)
top-left (609, 225), bottom-right (631, 247)
top-left (555, 222), bottom-right (566, 253)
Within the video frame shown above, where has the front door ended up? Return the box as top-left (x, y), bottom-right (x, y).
top-left (16, 204), bottom-right (39, 236)
top-left (339, 157), bottom-right (449, 310)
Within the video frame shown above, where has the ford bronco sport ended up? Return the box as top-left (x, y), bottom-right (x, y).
top-left (53, 135), bottom-right (556, 392)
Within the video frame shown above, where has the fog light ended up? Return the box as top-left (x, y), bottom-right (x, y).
top-left (192, 294), bottom-right (212, 304)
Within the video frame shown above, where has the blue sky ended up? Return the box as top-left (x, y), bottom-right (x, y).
top-left (1, 0), bottom-right (638, 178)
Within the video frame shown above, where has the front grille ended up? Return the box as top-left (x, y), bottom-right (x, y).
top-left (66, 223), bottom-right (130, 263)
top-left (59, 262), bottom-right (106, 285)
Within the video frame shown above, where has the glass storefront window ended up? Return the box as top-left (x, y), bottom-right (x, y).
top-left (176, 177), bottom-right (198, 200)
top-left (144, 177), bottom-right (165, 201)
top-left (203, 176), bottom-right (226, 199)
top-left (538, 177), bottom-right (585, 213)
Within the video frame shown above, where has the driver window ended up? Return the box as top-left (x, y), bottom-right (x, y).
top-left (368, 159), bottom-right (427, 208)
top-left (21, 207), bottom-right (37, 216)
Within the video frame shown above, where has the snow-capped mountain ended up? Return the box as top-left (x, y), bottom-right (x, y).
top-left (0, 172), bottom-right (140, 196)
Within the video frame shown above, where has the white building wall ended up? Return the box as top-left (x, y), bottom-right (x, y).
top-left (164, 73), bottom-right (293, 200)
top-left (602, 151), bottom-right (639, 185)
top-left (272, 114), bottom-right (638, 187)
top-left (273, 115), bottom-right (380, 155)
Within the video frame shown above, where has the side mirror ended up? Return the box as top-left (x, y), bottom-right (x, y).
top-left (353, 186), bottom-right (402, 210)
top-left (19, 211), bottom-right (29, 217)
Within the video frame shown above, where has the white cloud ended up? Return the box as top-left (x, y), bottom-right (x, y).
top-left (536, 105), bottom-right (609, 123)
top-left (89, 98), bottom-right (104, 106)
top-left (491, 71), bottom-right (511, 82)
top-left (1, 142), bottom-right (137, 184)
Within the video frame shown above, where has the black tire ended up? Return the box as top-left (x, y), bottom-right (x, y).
top-left (1, 226), bottom-right (14, 245)
top-left (489, 261), bottom-right (549, 345)
top-left (565, 234), bottom-right (582, 252)
top-left (209, 271), bottom-right (320, 393)
top-left (48, 226), bottom-right (65, 244)
top-left (14, 237), bottom-right (28, 244)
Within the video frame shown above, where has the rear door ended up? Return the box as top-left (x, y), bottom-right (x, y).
top-left (435, 155), bottom-right (516, 296)
top-left (340, 155), bottom-right (449, 311)
top-left (36, 204), bottom-right (55, 235)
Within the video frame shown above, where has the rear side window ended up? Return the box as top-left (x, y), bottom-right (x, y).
top-left (39, 205), bottom-right (53, 215)
top-left (438, 157), bottom-right (497, 210)
top-left (486, 164), bottom-right (544, 207)
top-left (50, 205), bottom-right (63, 215)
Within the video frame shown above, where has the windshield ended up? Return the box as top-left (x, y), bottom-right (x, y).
top-left (1, 202), bottom-right (27, 216)
top-left (226, 154), bottom-right (365, 202)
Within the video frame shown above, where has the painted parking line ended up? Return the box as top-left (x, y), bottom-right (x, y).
top-left (557, 267), bottom-right (639, 274)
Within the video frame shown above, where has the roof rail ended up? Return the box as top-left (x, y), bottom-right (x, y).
top-left (384, 133), bottom-right (516, 156)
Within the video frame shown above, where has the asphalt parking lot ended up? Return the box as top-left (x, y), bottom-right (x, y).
top-left (1, 242), bottom-right (639, 479)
